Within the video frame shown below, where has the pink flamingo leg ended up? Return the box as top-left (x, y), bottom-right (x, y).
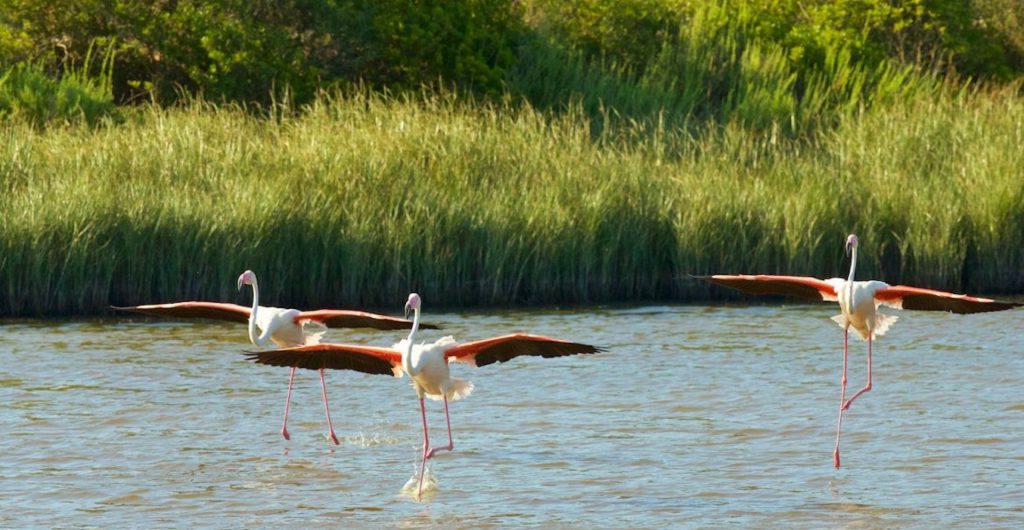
top-left (319, 368), bottom-right (340, 445)
top-left (425, 395), bottom-right (454, 459)
top-left (842, 334), bottom-right (873, 411)
top-left (417, 397), bottom-right (430, 498)
top-left (281, 367), bottom-right (296, 441)
top-left (834, 327), bottom-right (849, 469)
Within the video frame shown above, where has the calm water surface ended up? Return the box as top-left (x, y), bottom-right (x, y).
top-left (2, 304), bottom-right (1022, 528)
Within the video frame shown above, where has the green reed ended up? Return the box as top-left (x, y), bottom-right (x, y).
top-left (1, 86), bottom-right (1022, 316)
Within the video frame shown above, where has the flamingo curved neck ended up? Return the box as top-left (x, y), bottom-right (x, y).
top-left (247, 278), bottom-right (271, 347)
top-left (845, 246), bottom-right (858, 306)
top-left (402, 308), bottom-right (421, 377)
top-left (847, 246), bottom-right (858, 283)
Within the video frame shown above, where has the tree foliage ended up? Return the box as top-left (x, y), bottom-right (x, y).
top-left (0, 0), bottom-right (523, 104)
top-left (0, 0), bottom-right (1020, 107)
top-left (527, 0), bottom-right (1021, 81)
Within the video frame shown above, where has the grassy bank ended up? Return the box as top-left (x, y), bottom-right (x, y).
top-left (2, 88), bottom-right (1023, 316)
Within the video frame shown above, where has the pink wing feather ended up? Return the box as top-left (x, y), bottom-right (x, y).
top-left (244, 343), bottom-right (403, 376)
top-left (114, 302), bottom-right (438, 330)
top-left (296, 309), bottom-right (438, 330)
top-left (445, 333), bottom-right (604, 367)
top-left (702, 275), bottom-right (838, 301)
top-left (112, 302), bottom-right (251, 323)
top-left (874, 285), bottom-right (1022, 314)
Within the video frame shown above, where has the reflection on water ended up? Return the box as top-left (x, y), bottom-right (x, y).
top-left (1, 304), bottom-right (1022, 527)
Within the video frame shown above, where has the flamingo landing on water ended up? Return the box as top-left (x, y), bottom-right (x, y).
top-left (113, 270), bottom-right (438, 444)
top-left (701, 234), bottom-right (1022, 468)
top-left (244, 292), bottom-right (605, 498)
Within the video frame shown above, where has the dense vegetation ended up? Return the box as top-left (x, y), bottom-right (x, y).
top-left (1, 1), bottom-right (1023, 315)
top-left (1, 0), bottom-right (523, 104)
top-left (3, 1), bottom-right (1022, 111)
top-left (2, 90), bottom-right (1022, 315)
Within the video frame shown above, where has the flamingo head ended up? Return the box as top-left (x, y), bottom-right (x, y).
top-left (404, 293), bottom-right (421, 319)
top-left (237, 270), bottom-right (256, 290)
top-left (845, 234), bottom-right (858, 256)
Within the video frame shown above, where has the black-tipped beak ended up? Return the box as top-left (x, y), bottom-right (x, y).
top-left (237, 277), bottom-right (244, 290)
top-left (404, 303), bottom-right (411, 320)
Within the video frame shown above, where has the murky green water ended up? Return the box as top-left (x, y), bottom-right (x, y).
top-left (2, 304), bottom-right (1022, 527)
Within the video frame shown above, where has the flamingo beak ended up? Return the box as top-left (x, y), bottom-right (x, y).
top-left (237, 271), bottom-right (250, 290)
top-left (404, 302), bottom-right (411, 320)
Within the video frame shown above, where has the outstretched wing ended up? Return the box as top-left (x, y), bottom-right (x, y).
top-left (874, 286), bottom-right (1022, 314)
top-left (112, 302), bottom-right (251, 323)
top-left (446, 333), bottom-right (605, 368)
top-left (297, 309), bottom-right (440, 330)
top-left (699, 275), bottom-right (838, 302)
top-left (244, 343), bottom-right (403, 376)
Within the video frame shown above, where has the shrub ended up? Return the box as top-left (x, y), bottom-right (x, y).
top-left (524, 0), bottom-right (1019, 82)
top-left (509, 1), bottom-right (946, 136)
top-left (0, 0), bottom-right (523, 105)
top-left (0, 44), bottom-right (117, 127)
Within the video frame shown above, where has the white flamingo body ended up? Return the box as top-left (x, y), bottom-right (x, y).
top-left (239, 270), bottom-right (327, 348)
top-left (395, 336), bottom-right (473, 401)
top-left (825, 278), bottom-right (898, 340)
top-left (703, 234), bottom-right (1021, 468)
top-left (246, 303), bottom-right (325, 348)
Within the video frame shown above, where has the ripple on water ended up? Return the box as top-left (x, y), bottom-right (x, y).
top-left (100, 492), bottom-right (149, 506)
top-left (1, 306), bottom-right (1022, 527)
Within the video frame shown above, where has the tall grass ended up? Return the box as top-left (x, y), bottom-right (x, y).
top-left (1, 86), bottom-right (1022, 316)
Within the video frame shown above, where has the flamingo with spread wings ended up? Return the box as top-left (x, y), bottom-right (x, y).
top-left (702, 234), bottom-right (1021, 468)
top-left (245, 292), bottom-right (605, 498)
top-left (113, 270), bottom-right (438, 444)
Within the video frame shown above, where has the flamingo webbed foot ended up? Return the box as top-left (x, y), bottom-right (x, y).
top-left (424, 448), bottom-right (445, 459)
top-left (833, 450), bottom-right (841, 469)
top-left (841, 383), bottom-right (872, 411)
top-left (328, 431), bottom-right (340, 445)
top-left (424, 443), bottom-right (453, 460)
top-left (281, 428), bottom-right (290, 441)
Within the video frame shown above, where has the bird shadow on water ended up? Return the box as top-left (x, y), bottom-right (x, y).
top-left (398, 463), bottom-right (439, 502)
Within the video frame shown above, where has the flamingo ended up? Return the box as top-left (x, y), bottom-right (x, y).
top-left (113, 270), bottom-right (438, 444)
top-left (244, 292), bottom-right (605, 497)
top-left (701, 234), bottom-right (1021, 468)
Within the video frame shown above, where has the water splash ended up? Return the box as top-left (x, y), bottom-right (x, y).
top-left (399, 463), bottom-right (439, 501)
top-left (341, 431), bottom-right (401, 447)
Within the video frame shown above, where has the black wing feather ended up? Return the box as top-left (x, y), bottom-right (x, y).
top-left (899, 295), bottom-right (1022, 314)
top-left (473, 339), bottom-right (604, 368)
top-left (244, 349), bottom-right (395, 376)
